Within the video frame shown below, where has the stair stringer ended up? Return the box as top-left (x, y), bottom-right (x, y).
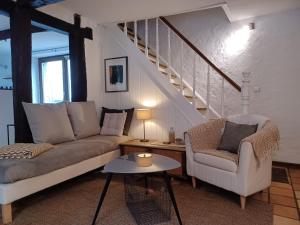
top-left (106, 25), bottom-right (208, 125)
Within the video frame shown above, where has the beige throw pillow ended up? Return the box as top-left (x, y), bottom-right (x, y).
top-left (23, 102), bottom-right (75, 144)
top-left (67, 101), bottom-right (100, 139)
top-left (100, 112), bottom-right (127, 136)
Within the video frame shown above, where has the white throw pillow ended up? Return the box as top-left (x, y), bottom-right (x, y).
top-left (100, 112), bottom-right (127, 136)
top-left (22, 102), bottom-right (75, 144)
top-left (67, 101), bottom-right (100, 139)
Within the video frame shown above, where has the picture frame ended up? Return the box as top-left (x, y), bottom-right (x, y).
top-left (104, 56), bottom-right (128, 92)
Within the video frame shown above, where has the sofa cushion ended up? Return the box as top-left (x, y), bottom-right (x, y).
top-left (217, 121), bottom-right (258, 154)
top-left (23, 102), bottom-right (75, 144)
top-left (100, 107), bottom-right (134, 135)
top-left (0, 135), bottom-right (131, 183)
top-left (67, 101), bottom-right (100, 139)
top-left (100, 112), bottom-right (127, 136)
top-left (194, 150), bottom-right (238, 172)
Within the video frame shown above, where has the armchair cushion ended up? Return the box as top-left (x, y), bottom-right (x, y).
top-left (194, 150), bottom-right (238, 172)
top-left (217, 121), bottom-right (258, 154)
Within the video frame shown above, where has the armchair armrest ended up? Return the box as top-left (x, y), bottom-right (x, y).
top-left (237, 141), bottom-right (272, 196)
top-left (186, 119), bottom-right (226, 152)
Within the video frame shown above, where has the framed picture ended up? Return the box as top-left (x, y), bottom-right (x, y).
top-left (104, 56), bottom-right (128, 92)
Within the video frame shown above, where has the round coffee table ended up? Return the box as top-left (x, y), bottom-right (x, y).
top-left (91, 153), bottom-right (183, 225)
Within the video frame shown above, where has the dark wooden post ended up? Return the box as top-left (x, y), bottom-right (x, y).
top-left (69, 14), bottom-right (87, 102)
top-left (10, 5), bottom-right (33, 143)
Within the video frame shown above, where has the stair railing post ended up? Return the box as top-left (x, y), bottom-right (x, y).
top-left (167, 26), bottom-right (171, 82)
top-left (134, 20), bottom-right (138, 47)
top-left (192, 54), bottom-right (196, 107)
top-left (221, 77), bottom-right (225, 117)
top-left (124, 22), bottom-right (127, 36)
top-left (180, 41), bottom-right (184, 95)
top-left (206, 65), bottom-right (211, 118)
top-left (145, 19), bottom-right (148, 57)
top-left (241, 72), bottom-right (251, 115)
top-left (156, 18), bottom-right (160, 69)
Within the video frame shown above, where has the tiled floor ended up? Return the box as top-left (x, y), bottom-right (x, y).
top-left (251, 166), bottom-right (300, 225)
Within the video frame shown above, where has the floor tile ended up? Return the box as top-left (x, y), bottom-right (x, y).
top-left (271, 194), bottom-right (297, 208)
top-left (272, 182), bottom-right (293, 190)
top-left (291, 178), bottom-right (300, 185)
top-left (273, 204), bottom-right (299, 220)
top-left (290, 169), bottom-right (300, 178)
top-left (273, 215), bottom-right (300, 225)
top-left (270, 187), bottom-right (294, 198)
top-left (293, 184), bottom-right (300, 191)
top-left (295, 191), bottom-right (300, 199)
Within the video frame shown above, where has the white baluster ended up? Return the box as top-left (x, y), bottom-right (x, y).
top-left (124, 22), bottom-right (127, 36)
top-left (180, 41), bottom-right (184, 94)
top-left (156, 18), bottom-right (159, 69)
top-left (192, 55), bottom-right (196, 107)
top-left (145, 19), bottom-right (148, 57)
top-left (221, 77), bottom-right (225, 117)
top-left (206, 65), bottom-right (211, 117)
top-left (134, 20), bottom-right (138, 47)
top-left (242, 72), bottom-right (251, 115)
top-left (167, 27), bottom-right (171, 81)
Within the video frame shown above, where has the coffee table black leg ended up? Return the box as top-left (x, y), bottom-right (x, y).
top-left (163, 172), bottom-right (183, 225)
top-left (91, 173), bottom-right (113, 225)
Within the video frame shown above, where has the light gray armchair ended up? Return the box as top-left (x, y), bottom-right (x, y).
top-left (185, 114), bottom-right (275, 209)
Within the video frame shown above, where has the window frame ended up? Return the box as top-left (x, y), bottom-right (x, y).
top-left (38, 54), bottom-right (70, 103)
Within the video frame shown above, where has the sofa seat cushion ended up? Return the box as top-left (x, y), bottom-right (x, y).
top-left (194, 149), bottom-right (238, 172)
top-left (0, 135), bottom-right (131, 184)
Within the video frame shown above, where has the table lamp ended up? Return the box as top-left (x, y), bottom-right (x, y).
top-left (136, 108), bottom-right (152, 142)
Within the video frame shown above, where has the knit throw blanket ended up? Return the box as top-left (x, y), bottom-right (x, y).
top-left (242, 120), bottom-right (280, 163)
top-left (0, 143), bottom-right (54, 159)
top-left (187, 118), bottom-right (280, 164)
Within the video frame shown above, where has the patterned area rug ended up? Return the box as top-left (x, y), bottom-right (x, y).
top-left (7, 173), bottom-right (272, 225)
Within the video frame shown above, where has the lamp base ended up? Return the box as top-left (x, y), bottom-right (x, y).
top-left (140, 139), bottom-right (149, 142)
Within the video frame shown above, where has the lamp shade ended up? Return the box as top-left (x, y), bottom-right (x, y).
top-left (136, 109), bottom-right (152, 120)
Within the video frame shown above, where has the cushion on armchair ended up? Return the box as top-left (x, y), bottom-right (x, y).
top-left (217, 121), bottom-right (258, 154)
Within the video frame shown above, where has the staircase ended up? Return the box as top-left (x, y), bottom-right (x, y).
top-left (115, 17), bottom-right (244, 120)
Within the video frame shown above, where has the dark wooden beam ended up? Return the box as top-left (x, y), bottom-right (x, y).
top-left (10, 4), bottom-right (33, 143)
top-left (29, 8), bottom-right (93, 40)
top-left (69, 14), bottom-right (87, 101)
top-left (0, 25), bottom-right (46, 41)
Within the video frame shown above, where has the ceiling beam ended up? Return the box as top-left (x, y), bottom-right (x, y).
top-left (0, 25), bottom-right (47, 41)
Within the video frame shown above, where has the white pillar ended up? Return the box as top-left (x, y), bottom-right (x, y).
top-left (241, 72), bottom-right (251, 115)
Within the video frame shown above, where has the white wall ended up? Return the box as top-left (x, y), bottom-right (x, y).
top-left (99, 26), bottom-right (192, 140)
top-left (166, 7), bottom-right (300, 163)
top-left (0, 90), bottom-right (14, 147)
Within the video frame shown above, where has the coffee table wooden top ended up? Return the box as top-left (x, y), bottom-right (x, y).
top-left (120, 139), bottom-right (186, 152)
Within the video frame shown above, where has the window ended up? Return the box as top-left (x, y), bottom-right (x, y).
top-left (38, 55), bottom-right (71, 103)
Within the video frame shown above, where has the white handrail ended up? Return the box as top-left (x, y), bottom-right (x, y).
top-left (180, 41), bottom-right (184, 95)
top-left (167, 27), bottom-right (171, 82)
top-left (221, 77), bottom-right (225, 117)
top-left (134, 21), bottom-right (138, 47)
top-left (145, 19), bottom-right (148, 57)
top-left (192, 54), bottom-right (196, 107)
top-left (206, 65), bottom-right (211, 117)
top-left (156, 18), bottom-right (159, 69)
top-left (124, 22), bottom-right (127, 35)
top-left (242, 72), bottom-right (251, 115)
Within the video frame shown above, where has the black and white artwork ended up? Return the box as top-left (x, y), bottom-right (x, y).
top-left (105, 56), bottom-right (128, 92)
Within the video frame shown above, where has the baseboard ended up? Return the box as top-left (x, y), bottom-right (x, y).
top-left (273, 161), bottom-right (300, 168)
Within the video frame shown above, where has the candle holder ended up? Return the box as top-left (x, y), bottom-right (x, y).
top-left (137, 153), bottom-right (152, 167)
